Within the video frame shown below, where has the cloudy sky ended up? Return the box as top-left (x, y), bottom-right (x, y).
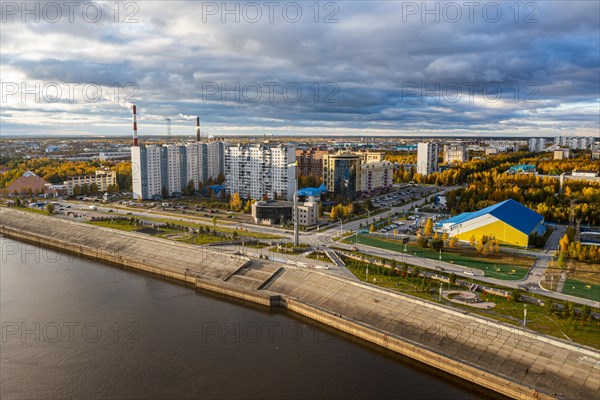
top-left (1, 1), bottom-right (599, 138)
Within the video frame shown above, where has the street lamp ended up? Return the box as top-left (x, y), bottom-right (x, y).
top-left (287, 161), bottom-right (299, 246)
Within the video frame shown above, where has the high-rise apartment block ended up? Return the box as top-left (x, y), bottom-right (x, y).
top-left (296, 148), bottom-right (328, 178)
top-left (528, 138), bottom-right (547, 152)
top-left (225, 144), bottom-right (296, 201)
top-left (131, 141), bottom-right (225, 200)
top-left (555, 136), bottom-right (595, 150)
top-left (417, 142), bottom-right (439, 176)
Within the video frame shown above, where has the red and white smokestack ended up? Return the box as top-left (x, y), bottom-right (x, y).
top-left (132, 105), bottom-right (139, 146)
top-left (196, 116), bottom-right (201, 142)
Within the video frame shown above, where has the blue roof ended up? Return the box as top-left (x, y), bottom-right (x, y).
top-left (438, 199), bottom-right (543, 235)
top-left (298, 183), bottom-right (328, 197)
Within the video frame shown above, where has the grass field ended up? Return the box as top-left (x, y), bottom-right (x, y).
top-left (89, 220), bottom-right (225, 245)
top-left (562, 278), bottom-right (600, 302)
top-left (343, 257), bottom-right (600, 350)
top-left (129, 215), bottom-right (283, 240)
top-left (345, 234), bottom-right (533, 280)
top-left (89, 220), bottom-right (139, 231)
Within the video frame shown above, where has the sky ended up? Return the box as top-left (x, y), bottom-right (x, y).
top-left (1, 0), bottom-right (599, 139)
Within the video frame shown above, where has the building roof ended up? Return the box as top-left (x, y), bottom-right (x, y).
top-left (298, 183), bottom-right (328, 197)
top-left (5, 171), bottom-right (50, 194)
top-left (438, 199), bottom-right (544, 235)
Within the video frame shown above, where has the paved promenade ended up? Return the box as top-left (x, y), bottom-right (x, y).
top-left (1, 208), bottom-right (598, 400)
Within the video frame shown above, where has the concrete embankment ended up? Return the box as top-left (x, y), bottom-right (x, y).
top-left (1, 208), bottom-right (598, 400)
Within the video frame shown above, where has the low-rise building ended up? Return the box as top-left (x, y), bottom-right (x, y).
top-left (64, 168), bottom-right (117, 196)
top-left (485, 147), bottom-right (499, 156)
top-left (560, 170), bottom-right (600, 188)
top-left (4, 171), bottom-right (50, 196)
top-left (251, 200), bottom-right (318, 226)
top-left (553, 149), bottom-right (571, 160)
top-left (507, 164), bottom-right (536, 174)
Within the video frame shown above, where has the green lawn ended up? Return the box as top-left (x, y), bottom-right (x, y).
top-left (89, 220), bottom-right (226, 245)
top-left (138, 216), bottom-right (283, 240)
top-left (343, 257), bottom-right (600, 350)
top-left (89, 220), bottom-right (139, 231)
top-left (345, 234), bottom-right (533, 280)
top-left (562, 279), bottom-right (600, 302)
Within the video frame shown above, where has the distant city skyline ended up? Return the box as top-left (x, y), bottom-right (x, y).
top-left (1, 1), bottom-right (599, 138)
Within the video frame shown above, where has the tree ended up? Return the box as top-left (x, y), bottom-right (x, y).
top-left (565, 302), bottom-right (575, 320)
top-left (369, 223), bottom-right (375, 233)
top-left (510, 289), bottom-right (522, 302)
top-left (469, 235), bottom-right (477, 247)
top-left (89, 183), bottom-right (99, 195)
top-left (449, 237), bottom-right (458, 248)
top-left (212, 216), bottom-right (217, 227)
top-left (162, 186), bottom-right (169, 199)
top-left (45, 203), bottom-right (55, 215)
top-left (243, 200), bottom-right (253, 214)
top-left (431, 238), bottom-right (444, 251)
top-left (559, 233), bottom-right (570, 255)
top-left (557, 252), bottom-right (566, 269)
top-left (184, 180), bottom-right (195, 196)
top-left (544, 299), bottom-right (554, 316)
top-left (449, 273), bottom-right (456, 285)
top-left (230, 192), bottom-right (242, 211)
top-left (475, 238), bottom-right (484, 253)
top-left (581, 305), bottom-right (591, 321)
top-left (442, 232), bottom-right (449, 241)
top-left (424, 218), bottom-right (434, 236)
top-left (416, 236), bottom-right (429, 248)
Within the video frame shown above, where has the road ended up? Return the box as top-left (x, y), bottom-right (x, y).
top-left (58, 191), bottom-right (598, 308)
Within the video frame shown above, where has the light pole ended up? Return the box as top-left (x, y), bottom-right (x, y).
top-left (439, 283), bottom-right (443, 302)
top-left (523, 304), bottom-right (527, 327)
top-left (288, 162), bottom-right (299, 246)
top-left (439, 248), bottom-right (442, 261)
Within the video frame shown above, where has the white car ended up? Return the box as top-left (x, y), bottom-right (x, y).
top-left (463, 271), bottom-right (474, 276)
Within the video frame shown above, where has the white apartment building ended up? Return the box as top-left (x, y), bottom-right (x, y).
top-left (417, 142), bottom-right (439, 176)
top-left (165, 145), bottom-right (186, 195)
top-left (207, 141), bottom-right (225, 181)
top-left (554, 136), bottom-right (595, 150)
top-left (225, 144), bottom-right (296, 201)
top-left (132, 142), bottom-right (224, 200)
top-left (528, 138), bottom-right (547, 152)
top-left (443, 144), bottom-right (468, 163)
top-left (132, 145), bottom-right (163, 200)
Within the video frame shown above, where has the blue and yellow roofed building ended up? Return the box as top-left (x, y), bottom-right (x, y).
top-left (436, 199), bottom-right (545, 247)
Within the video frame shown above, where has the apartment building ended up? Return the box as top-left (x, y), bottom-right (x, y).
top-left (225, 144), bottom-right (296, 201)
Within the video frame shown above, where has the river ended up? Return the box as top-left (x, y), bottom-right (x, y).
top-left (0, 236), bottom-right (502, 399)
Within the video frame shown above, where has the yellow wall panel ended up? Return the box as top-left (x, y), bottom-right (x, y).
top-left (453, 220), bottom-right (529, 247)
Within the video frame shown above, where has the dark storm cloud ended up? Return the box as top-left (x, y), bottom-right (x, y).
top-left (1, 0), bottom-right (598, 136)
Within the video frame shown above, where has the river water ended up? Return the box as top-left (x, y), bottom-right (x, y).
top-left (1, 236), bottom-right (502, 399)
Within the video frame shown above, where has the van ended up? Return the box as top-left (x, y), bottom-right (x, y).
top-left (89, 206), bottom-right (97, 211)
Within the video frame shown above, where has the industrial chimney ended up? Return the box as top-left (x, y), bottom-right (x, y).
top-left (196, 116), bottom-right (201, 142)
top-left (132, 105), bottom-right (139, 146)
